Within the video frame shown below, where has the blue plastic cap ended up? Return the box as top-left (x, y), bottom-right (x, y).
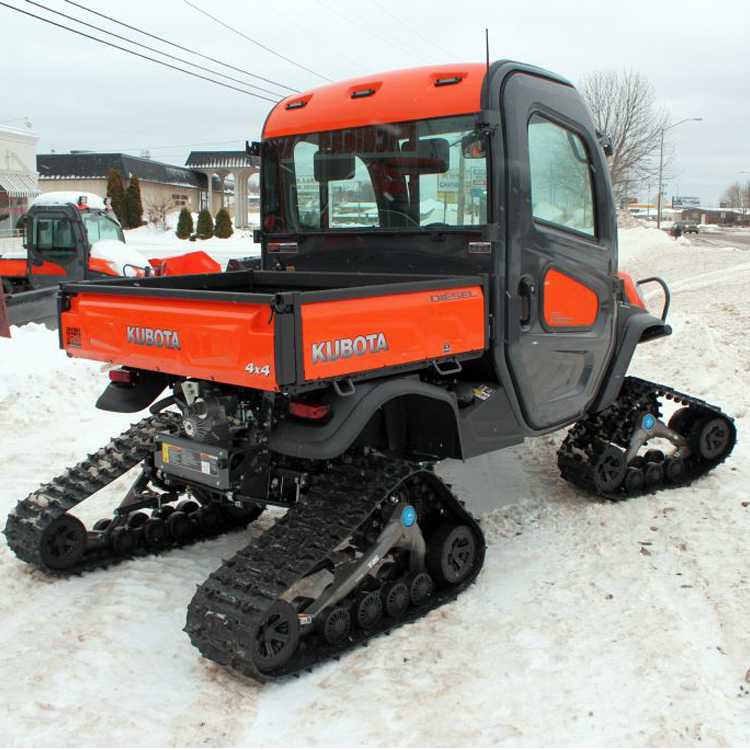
top-left (643, 414), bottom-right (655, 430)
top-left (401, 506), bottom-right (416, 527)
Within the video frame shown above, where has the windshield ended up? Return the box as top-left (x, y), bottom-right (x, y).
top-left (82, 210), bottom-right (125, 243)
top-left (263, 115), bottom-right (488, 233)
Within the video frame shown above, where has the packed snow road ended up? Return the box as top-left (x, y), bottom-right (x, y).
top-left (0, 227), bottom-right (748, 747)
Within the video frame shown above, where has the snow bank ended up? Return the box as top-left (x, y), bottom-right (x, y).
top-left (1, 226), bottom-right (749, 746)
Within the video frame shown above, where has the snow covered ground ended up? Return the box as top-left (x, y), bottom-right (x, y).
top-left (1, 227), bottom-right (749, 747)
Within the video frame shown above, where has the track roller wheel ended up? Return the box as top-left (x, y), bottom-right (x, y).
top-left (624, 467), bottom-right (645, 494)
top-left (176, 499), bottom-right (199, 515)
top-left (127, 511), bottom-right (149, 529)
top-left (111, 526), bottom-right (137, 555)
top-left (152, 505), bottom-right (174, 520)
top-left (690, 416), bottom-right (733, 461)
top-left (144, 517), bottom-right (168, 547)
top-left (382, 580), bottom-right (410, 618)
top-left (318, 605), bottom-right (351, 645)
top-left (251, 601), bottom-right (300, 673)
top-left (644, 461), bottom-right (664, 487)
top-left (426, 523), bottom-right (477, 587)
top-left (643, 449), bottom-right (664, 464)
top-left (221, 502), bottom-right (264, 524)
top-left (408, 572), bottom-right (434, 606)
top-left (592, 445), bottom-right (627, 494)
top-left (195, 504), bottom-right (222, 533)
top-left (354, 591), bottom-right (383, 630)
top-left (166, 510), bottom-right (192, 543)
top-left (92, 518), bottom-right (111, 532)
top-left (664, 456), bottom-right (686, 483)
top-left (39, 514), bottom-right (87, 570)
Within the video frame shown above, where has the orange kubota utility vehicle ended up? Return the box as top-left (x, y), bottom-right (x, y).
top-left (4, 62), bottom-right (735, 682)
top-left (0, 192), bottom-right (222, 332)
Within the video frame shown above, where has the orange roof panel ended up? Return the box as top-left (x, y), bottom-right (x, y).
top-left (263, 63), bottom-right (488, 138)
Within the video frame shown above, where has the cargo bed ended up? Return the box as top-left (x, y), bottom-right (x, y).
top-left (59, 270), bottom-right (488, 392)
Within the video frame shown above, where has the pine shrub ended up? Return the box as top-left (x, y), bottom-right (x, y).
top-left (175, 207), bottom-right (194, 239)
top-left (214, 207), bottom-right (233, 238)
top-left (125, 174), bottom-right (144, 228)
top-left (196, 208), bottom-right (213, 239)
top-left (106, 168), bottom-right (127, 226)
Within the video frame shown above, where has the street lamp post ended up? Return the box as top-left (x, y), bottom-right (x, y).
top-left (657, 117), bottom-right (703, 229)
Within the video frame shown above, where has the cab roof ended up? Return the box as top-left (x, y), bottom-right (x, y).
top-left (263, 63), bottom-right (489, 138)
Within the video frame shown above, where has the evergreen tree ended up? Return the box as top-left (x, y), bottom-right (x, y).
top-left (106, 168), bottom-right (126, 226)
top-left (175, 207), bottom-right (194, 239)
top-left (214, 207), bottom-right (233, 238)
top-left (196, 208), bottom-right (213, 239)
top-left (125, 174), bottom-right (144, 228)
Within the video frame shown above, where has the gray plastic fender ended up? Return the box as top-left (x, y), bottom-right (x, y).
top-left (592, 308), bottom-right (671, 413)
top-left (96, 371), bottom-right (168, 413)
top-left (269, 376), bottom-right (460, 460)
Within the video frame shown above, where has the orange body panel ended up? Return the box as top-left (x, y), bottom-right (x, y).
top-left (543, 268), bottom-right (598, 327)
top-left (264, 64), bottom-right (487, 138)
top-left (0, 258), bottom-right (66, 277)
top-left (301, 286), bottom-right (485, 381)
top-left (616, 271), bottom-right (646, 309)
top-left (62, 294), bottom-right (278, 391)
top-left (0, 259), bottom-right (27, 277)
top-left (148, 251), bottom-right (222, 276)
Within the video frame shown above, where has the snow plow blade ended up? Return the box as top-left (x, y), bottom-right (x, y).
top-left (2, 287), bottom-right (58, 334)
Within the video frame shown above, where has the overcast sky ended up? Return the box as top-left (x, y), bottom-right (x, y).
top-left (2, 0), bottom-right (748, 205)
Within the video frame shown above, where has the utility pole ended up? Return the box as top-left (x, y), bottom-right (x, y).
top-left (657, 117), bottom-right (703, 230)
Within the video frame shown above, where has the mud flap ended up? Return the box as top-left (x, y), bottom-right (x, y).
top-left (96, 371), bottom-right (169, 413)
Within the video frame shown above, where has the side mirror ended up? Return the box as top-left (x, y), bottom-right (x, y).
top-left (461, 133), bottom-right (486, 159)
top-left (314, 152), bottom-right (355, 182)
top-left (596, 129), bottom-right (614, 157)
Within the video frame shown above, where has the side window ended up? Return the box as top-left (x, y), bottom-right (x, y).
top-left (528, 114), bottom-right (596, 237)
top-left (34, 216), bottom-right (76, 251)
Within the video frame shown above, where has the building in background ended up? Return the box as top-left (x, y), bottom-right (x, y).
top-left (36, 152), bottom-right (215, 217)
top-left (0, 124), bottom-right (40, 255)
top-left (36, 150), bottom-right (260, 229)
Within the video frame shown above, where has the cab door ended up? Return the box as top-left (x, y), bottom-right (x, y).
top-left (27, 209), bottom-right (87, 288)
top-left (502, 73), bottom-right (617, 430)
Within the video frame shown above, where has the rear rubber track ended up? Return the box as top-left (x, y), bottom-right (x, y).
top-left (185, 453), bottom-right (486, 682)
top-left (3, 412), bottom-right (251, 576)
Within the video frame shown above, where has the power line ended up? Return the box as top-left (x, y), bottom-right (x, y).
top-left (0, 2), bottom-right (279, 102)
top-left (26, 0), bottom-right (287, 99)
top-left (64, 0), bottom-right (298, 94)
top-left (316, 0), bottom-right (433, 65)
top-left (368, 0), bottom-right (453, 59)
top-left (182, 0), bottom-right (333, 84)
top-left (258, 0), bottom-right (370, 75)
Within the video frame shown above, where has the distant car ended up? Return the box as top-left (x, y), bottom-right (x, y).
top-left (674, 220), bottom-right (699, 234)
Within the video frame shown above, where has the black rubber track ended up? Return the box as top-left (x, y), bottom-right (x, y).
top-left (557, 376), bottom-right (736, 500)
top-left (184, 454), bottom-right (486, 683)
top-left (2, 412), bottom-right (253, 576)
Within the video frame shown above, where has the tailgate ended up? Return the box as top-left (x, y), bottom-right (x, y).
top-left (61, 291), bottom-right (280, 391)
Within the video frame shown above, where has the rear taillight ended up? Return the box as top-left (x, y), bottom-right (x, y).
top-left (109, 368), bottom-right (138, 385)
top-left (288, 401), bottom-right (330, 420)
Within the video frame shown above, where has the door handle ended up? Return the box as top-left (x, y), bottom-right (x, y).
top-left (518, 275), bottom-right (536, 327)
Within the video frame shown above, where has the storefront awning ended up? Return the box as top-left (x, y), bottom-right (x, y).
top-left (0, 171), bottom-right (41, 198)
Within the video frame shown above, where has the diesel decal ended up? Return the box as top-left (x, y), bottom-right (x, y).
top-left (311, 333), bottom-right (388, 364)
top-left (430, 290), bottom-right (476, 302)
top-left (126, 326), bottom-right (181, 350)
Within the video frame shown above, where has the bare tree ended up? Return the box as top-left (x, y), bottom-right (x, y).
top-left (145, 194), bottom-right (175, 232)
top-left (580, 69), bottom-right (671, 201)
top-left (720, 181), bottom-right (750, 217)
